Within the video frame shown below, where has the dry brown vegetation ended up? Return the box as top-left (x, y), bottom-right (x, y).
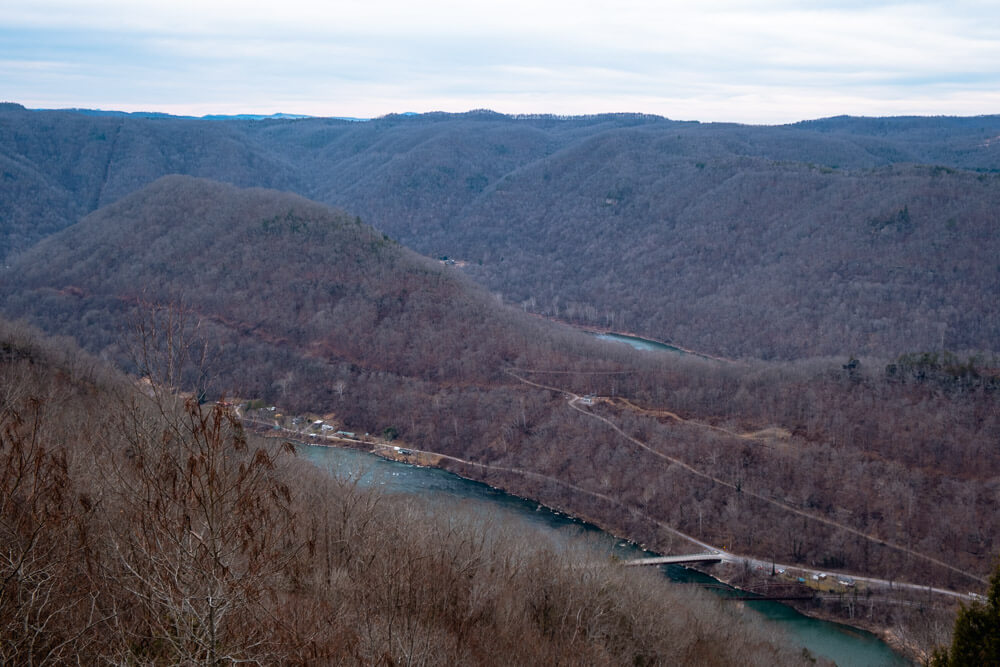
top-left (2, 175), bottom-right (996, 652)
top-left (3, 106), bottom-right (1000, 359)
top-left (0, 319), bottom-right (815, 665)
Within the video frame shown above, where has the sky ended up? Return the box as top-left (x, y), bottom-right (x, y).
top-left (2, 0), bottom-right (999, 124)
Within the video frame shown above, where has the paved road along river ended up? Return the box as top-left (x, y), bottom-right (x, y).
top-left (299, 443), bottom-right (910, 666)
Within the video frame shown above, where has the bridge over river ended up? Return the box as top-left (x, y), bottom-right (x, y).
top-left (623, 552), bottom-right (728, 566)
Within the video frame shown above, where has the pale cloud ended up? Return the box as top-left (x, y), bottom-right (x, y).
top-left (0, 0), bottom-right (998, 122)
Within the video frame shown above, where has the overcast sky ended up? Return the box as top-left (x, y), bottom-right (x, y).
top-left (2, 0), bottom-right (999, 124)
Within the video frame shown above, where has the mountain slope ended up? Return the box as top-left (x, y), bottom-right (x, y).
top-left (3, 176), bottom-right (997, 643)
top-left (1, 317), bottom-right (814, 666)
top-left (450, 156), bottom-right (1000, 358)
top-left (0, 175), bottom-right (596, 401)
top-left (0, 104), bottom-right (301, 259)
top-left (4, 106), bottom-right (1000, 358)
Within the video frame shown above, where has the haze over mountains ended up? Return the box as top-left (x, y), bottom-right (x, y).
top-left (3, 102), bottom-right (999, 360)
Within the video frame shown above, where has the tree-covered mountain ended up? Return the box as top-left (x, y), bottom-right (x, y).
top-left (2, 317), bottom-right (815, 665)
top-left (0, 175), bottom-right (596, 402)
top-left (3, 103), bottom-right (999, 359)
top-left (3, 177), bottom-right (997, 660)
top-left (0, 103), bottom-right (301, 256)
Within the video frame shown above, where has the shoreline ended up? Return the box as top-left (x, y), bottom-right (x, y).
top-left (259, 424), bottom-right (932, 662)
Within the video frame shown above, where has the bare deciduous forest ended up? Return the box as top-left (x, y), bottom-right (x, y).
top-left (0, 319), bottom-right (811, 665)
top-left (2, 105), bottom-right (1000, 358)
top-left (2, 106), bottom-right (999, 658)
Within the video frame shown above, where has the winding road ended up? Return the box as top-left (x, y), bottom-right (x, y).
top-left (504, 367), bottom-right (986, 590)
top-left (242, 371), bottom-right (984, 602)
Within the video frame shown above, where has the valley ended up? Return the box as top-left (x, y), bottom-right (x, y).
top-left (2, 107), bottom-right (999, 661)
top-left (295, 440), bottom-right (911, 665)
top-left (3, 105), bottom-right (1000, 360)
top-left (241, 362), bottom-right (980, 660)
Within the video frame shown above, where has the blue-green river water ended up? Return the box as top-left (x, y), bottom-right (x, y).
top-left (299, 444), bottom-right (909, 666)
top-left (596, 332), bottom-right (687, 353)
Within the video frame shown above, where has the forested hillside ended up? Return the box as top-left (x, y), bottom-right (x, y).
top-left (1, 319), bottom-right (812, 665)
top-left (3, 104), bottom-right (999, 358)
top-left (3, 178), bottom-right (997, 659)
top-left (1, 175), bottom-right (599, 402)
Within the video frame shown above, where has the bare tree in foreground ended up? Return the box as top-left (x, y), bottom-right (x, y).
top-left (105, 396), bottom-right (298, 663)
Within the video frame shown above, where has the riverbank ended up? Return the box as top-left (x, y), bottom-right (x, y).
top-left (246, 414), bottom-right (949, 663)
top-left (292, 437), bottom-right (912, 665)
top-left (702, 560), bottom-right (948, 663)
top-left (364, 441), bottom-right (957, 662)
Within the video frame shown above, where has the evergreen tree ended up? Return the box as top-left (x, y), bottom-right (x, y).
top-left (930, 559), bottom-right (1000, 666)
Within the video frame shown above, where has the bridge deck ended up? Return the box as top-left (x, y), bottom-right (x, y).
top-left (623, 553), bottom-right (724, 566)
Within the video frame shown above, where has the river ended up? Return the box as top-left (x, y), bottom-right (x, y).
top-left (596, 332), bottom-right (687, 354)
top-left (298, 443), bottom-right (909, 666)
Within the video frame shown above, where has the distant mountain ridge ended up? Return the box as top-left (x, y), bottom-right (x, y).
top-left (2, 104), bottom-right (999, 358)
top-left (33, 106), bottom-right (320, 121)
